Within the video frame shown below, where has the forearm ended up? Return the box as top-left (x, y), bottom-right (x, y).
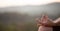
top-left (44, 22), bottom-right (56, 27)
top-left (53, 23), bottom-right (60, 26)
top-left (52, 18), bottom-right (60, 26)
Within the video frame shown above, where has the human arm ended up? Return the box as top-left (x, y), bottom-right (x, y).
top-left (53, 17), bottom-right (60, 26)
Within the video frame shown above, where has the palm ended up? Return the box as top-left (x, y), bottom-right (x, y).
top-left (36, 15), bottom-right (60, 27)
top-left (39, 15), bottom-right (55, 26)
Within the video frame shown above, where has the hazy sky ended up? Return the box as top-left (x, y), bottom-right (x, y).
top-left (0, 0), bottom-right (60, 7)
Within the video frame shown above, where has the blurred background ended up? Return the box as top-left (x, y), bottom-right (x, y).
top-left (0, 0), bottom-right (60, 31)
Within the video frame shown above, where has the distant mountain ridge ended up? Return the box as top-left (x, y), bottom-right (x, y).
top-left (0, 2), bottom-right (60, 16)
top-left (0, 2), bottom-right (60, 24)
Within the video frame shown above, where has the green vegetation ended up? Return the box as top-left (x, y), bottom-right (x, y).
top-left (0, 12), bottom-right (38, 31)
top-left (0, 22), bottom-right (38, 31)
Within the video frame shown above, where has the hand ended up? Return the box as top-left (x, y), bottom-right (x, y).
top-left (36, 18), bottom-right (43, 27)
top-left (36, 15), bottom-right (49, 27)
top-left (36, 14), bottom-right (55, 27)
top-left (41, 15), bottom-right (56, 27)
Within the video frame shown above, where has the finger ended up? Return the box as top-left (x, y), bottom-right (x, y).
top-left (36, 18), bottom-right (44, 25)
top-left (48, 18), bottom-right (53, 21)
top-left (36, 18), bottom-right (41, 23)
top-left (43, 14), bottom-right (48, 20)
top-left (41, 14), bottom-right (48, 21)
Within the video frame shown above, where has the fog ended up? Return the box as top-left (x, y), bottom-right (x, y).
top-left (0, 2), bottom-right (60, 16)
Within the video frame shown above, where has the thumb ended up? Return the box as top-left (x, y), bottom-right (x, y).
top-left (41, 14), bottom-right (48, 21)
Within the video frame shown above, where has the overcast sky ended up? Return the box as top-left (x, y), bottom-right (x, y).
top-left (0, 0), bottom-right (60, 7)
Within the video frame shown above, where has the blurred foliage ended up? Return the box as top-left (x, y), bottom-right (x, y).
top-left (0, 22), bottom-right (38, 31)
top-left (0, 12), bottom-right (38, 31)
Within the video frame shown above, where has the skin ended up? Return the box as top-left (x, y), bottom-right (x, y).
top-left (36, 15), bottom-right (53, 31)
top-left (36, 15), bottom-right (60, 31)
top-left (53, 17), bottom-right (60, 26)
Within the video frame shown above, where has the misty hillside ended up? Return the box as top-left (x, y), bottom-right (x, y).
top-left (0, 2), bottom-right (60, 16)
top-left (0, 2), bottom-right (60, 27)
top-left (0, 2), bottom-right (60, 21)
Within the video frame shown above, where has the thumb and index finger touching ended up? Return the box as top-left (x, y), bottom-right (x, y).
top-left (36, 14), bottom-right (49, 23)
